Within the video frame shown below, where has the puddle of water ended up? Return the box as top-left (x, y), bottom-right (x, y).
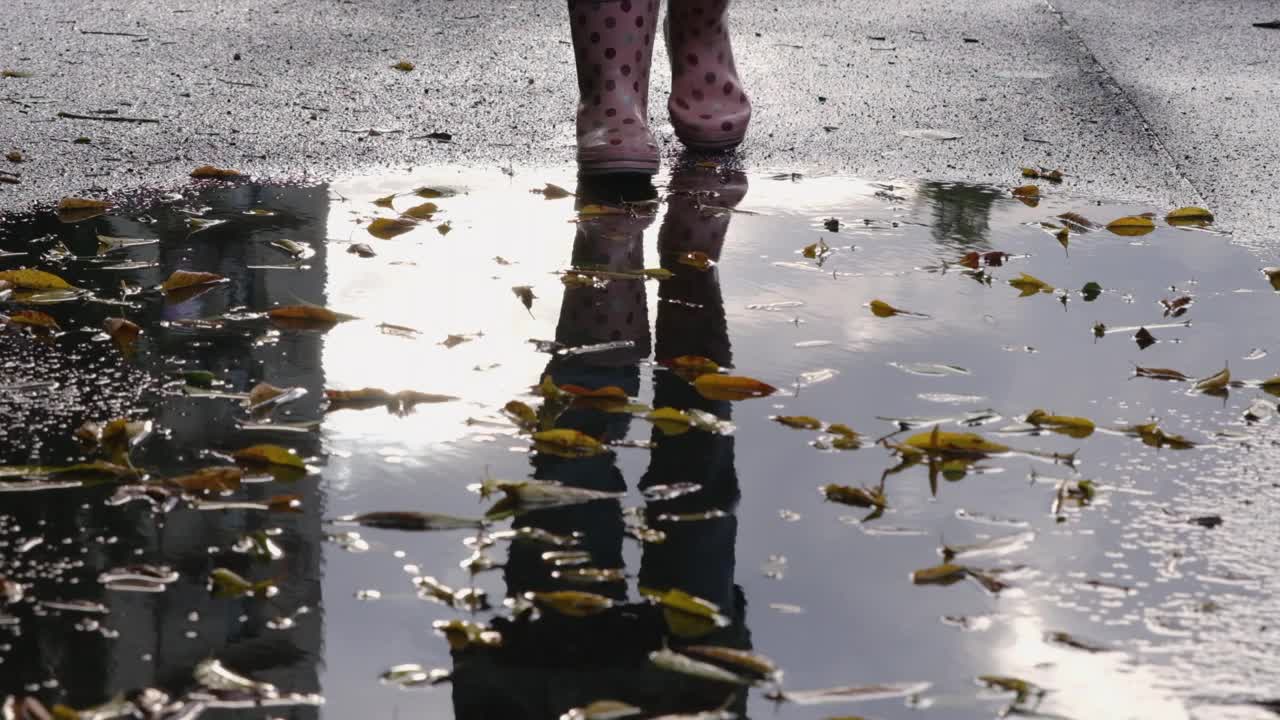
top-left (1, 166), bottom-right (1279, 719)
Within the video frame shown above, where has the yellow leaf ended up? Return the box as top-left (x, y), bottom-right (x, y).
top-left (577, 203), bottom-right (627, 216)
top-left (268, 304), bottom-right (355, 329)
top-left (8, 309), bottom-right (60, 331)
top-left (536, 183), bottom-right (573, 199)
top-left (392, 60), bottom-right (415, 72)
top-left (104, 317), bottom-right (141, 351)
top-left (436, 221), bottom-right (452, 236)
top-left (1025, 409), bottom-right (1095, 438)
top-left (232, 444), bottom-right (305, 469)
top-left (168, 467), bottom-right (243, 494)
top-left (870, 299), bottom-right (902, 317)
top-left (503, 400), bottom-right (538, 429)
top-left (904, 428), bottom-right (1009, 455)
top-left (57, 197), bottom-right (111, 211)
top-left (368, 217), bottom-right (418, 239)
top-left (1011, 185), bottom-right (1040, 198)
top-left (1105, 215), bottom-right (1156, 237)
top-left (532, 429), bottom-right (606, 457)
top-left (401, 202), bottom-right (439, 220)
top-left (1193, 366), bottom-right (1230, 392)
top-left (911, 563), bottom-right (968, 585)
top-left (160, 270), bottom-right (226, 293)
top-left (190, 165), bottom-right (244, 179)
top-left (677, 251), bottom-right (714, 271)
top-left (773, 415), bottom-right (822, 430)
top-left (0, 268), bottom-right (74, 290)
top-left (1008, 272), bottom-right (1054, 296)
top-left (664, 355), bottom-right (720, 374)
top-left (414, 187), bottom-right (456, 199)
top-left (642, 268), bottom-right (674, 281)
top-left (827, 423), bottom-right (858, 438)
top-left (248, 382), bottom-right (288, 407)
top-left (526, 590), bottom-right (614, 617)
top-left (640, 587), bottom-right (730, 638)
top-left (372, 194), bottom-right (397, 209)
top-left (645, 407), bottom-right (694, 435)
top-left (820, 484), bottom-right (886, 508)
top-left (561, 384), bottom-right (629, 400)
top-left (1165, 206), bottom-right (1214, 225)
top-left (693, 374), bottom-right (777, 401)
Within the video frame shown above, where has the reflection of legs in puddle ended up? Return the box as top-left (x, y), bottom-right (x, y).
top-left (639, 167), bottom-right (750, 711)
top-left (450, 180), bottom-right (749, 718)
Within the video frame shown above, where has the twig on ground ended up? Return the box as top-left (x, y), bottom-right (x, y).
top-left (57, 111), bottom-right (160, 124)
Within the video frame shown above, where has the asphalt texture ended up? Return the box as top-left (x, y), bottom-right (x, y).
top-left (0, 0), bottom-right (1276, 247)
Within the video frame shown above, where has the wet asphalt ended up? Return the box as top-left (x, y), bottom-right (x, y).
top-left (1, 0), bottom-right (1276, 246)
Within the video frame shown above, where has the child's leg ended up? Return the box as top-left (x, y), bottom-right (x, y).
top-left (665, 0), bottom-right (752, 150)
top-left (569, 0), bottom-right (662, 175)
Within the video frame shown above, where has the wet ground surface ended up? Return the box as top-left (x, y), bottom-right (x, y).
top-left (2, 167), bottom-right (1280, 719)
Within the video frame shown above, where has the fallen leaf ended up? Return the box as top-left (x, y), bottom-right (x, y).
top-left (392, 60), bottom-right (415, 71)
top-left (503, 400), bottom-right (538, 430)
top-left (6, 151), bottom-right (23, 163)
top-left (912, 563), bottom-right (968, 585)
top-left (57, 197), bottom-right (111, 211)
top-left (247, 382), bottom-right (288, 407)
top-left (432, 619), bottom-right (502, 650)
top-left (348, 243), bottom-right (376, 257)
top-left (190, 165), bottom-right (244, 179)
top-left (767, 681), bottom-right (932, 705)
top-left (0, 268), bottom-right (74, 290)
top-left (1008, 273), bottom-right (1054, 296)
top-left (773, 415), bottom-right (822, 430)
top-left (1105, 215), bottom-right (1156, 237)
top-left (1081, 281), bottom-right (1102, 301)
top-left (693, 374), bottom-right (777, 401)
top-left (367, 217), bottom-right (417, 239)
top-left (526, 590), bottom-right (614, 617)
top-left (168, 467), bottom-right (243, 494)
top-left (683, 645), bottom-right (781, 682)
top-left (650, 648), bottom-right (751, 685)
top-left (1135, 366), bottom-right (1191, 381)
top-left (532, 429), bottom-right (607, 457)
top-left (535, 183), bottom-right (574, 199)
top-left (335, 511), bottom-right (483, 531)
top-left (1165, 206), bottom-right (1214, 225)
top-left (8, 310), bottom-right (59, 331)
top-left (1021, 167), bottom-right (1063, 182)
top-left (802, 239), bottom-right (830, 258)
top-left (904, 428), bottom-right (1010, 455)
top-left (677, 251), bottom-right (715, 271)
top-left (1194, 366), bottom-right (1230, 392)
top-left (160, 270), bottom-right (226, 293)
top-left (476, 479), bottom-right (623, 518)
top-left (663, 355), bottom-right (721, 376)
top-left (401, 202), bottom-right (439, 220)
top-left (436, 221), bottom-right (452, 235)
top-left (1161, 296), bottom-right (1193, 317)
top-left (1011, 185), bottom-right (1040, 198)
top-left (267, 304), bottom-right (356, 329)
top-left (1133, 327), bottom-right (1157, 349)
top-left (372, 195), bottom-right (396, 209)
top-left (104, 317), bottom-right (141, 352)
top-left (512, 285), bottom-right (536, 312)
top-left (577, 203), bottom-right (628, 217)
top-left (559, 700), bottom-right (641, 720)
top-left (1025, 409), bottom-right (1095, 438)
top-left (821, 484), bottom-right (887, 509)
top-left (209, 568), bottom-right (276, 599)
top-left (1058, 211), bottom-right (1097, 230)
top-left (232, 444), bottom-right (305, 470)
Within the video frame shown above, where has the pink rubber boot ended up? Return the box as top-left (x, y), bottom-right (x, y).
top-left (569, 0), bottom-right (661, 176)
top-left (665, 0), bottom-right (751, 150)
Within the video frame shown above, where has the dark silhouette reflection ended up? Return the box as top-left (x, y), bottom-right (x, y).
top-left (0, 185), bottom-right (329, 716)
top-left (450, 169), bottom-right (753, 720)
top-left (917, 182), bottom-right (1000, 248)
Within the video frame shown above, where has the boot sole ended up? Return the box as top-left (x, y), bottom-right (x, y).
top-left (577, 157), bottom-right (660, 176)
top-left (674, 131), bottom-right (747, 152)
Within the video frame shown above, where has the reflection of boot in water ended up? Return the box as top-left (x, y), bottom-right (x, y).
top-left (639, 167), bottom-right (751, 717)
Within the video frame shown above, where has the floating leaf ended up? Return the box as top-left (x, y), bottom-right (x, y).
top-left (532, 429), bottom-right (607, 457)
top-left (368, 217), bottom-right (418, 239)
top-left (526, 590), bottom-right (614, 617)
top-left (821, 484), bottom-right (886, 509)
top-left (1161, 295), bottom-right (1193, 317)
top-left (335, 511), bottom-right (483, 531)
top-left (401, 202), bottom-right (439, 220)
top-left (475, 479), bottom-right (624, 517)
top-left (1135, 366), bottom-right (1190, 381)
top-left (512, 285), bottom-right (536, 312)
top-left (381, 664), bottom-right (451, 689)
top-left (1025, 409), bottom-right (1095, 438)
top-left (767, 681), bottom-right (932, 705)
top-left (535, 183), bottom-right (574, 199)
top-left (683, 645), bottom-right (781, 683)
top-left (193, 658), bottom-right (279, 695)
top-left (911, 563), bottom-right (968, 585)
top-left (436, 221), bottom-right (453, 235)
top-left (372, 194), bottom-right (397, 209)
top-left (694, 374), bottom-right (777, 401)
top-left (1194, 366), bottom-right (1230, 392)
top-left (577, 203), bottom-right (628, 217)
top-left (663, 355), bottom-right (721, 375)
top-left (432, 619), bottom-right (502, 650)
top-left (8, 310), bottom-right (60, 331)
top-left (0, 268), bottom-right (73, 290)
top-left (903, 428), bottom-right (1009, 455)
top-left (58, 197), bottom-right (111, 211)
top-left (267, 304), bottom-right (356, 329)
top-left (1081, 281), bottom-right (1102, 301)
top-left (559, 700), bottom-right (642, 720)
top-left (561, 384), bottom-right (629, 400)
top-left (645, 407), bottom-right (695, 435)
top-left (1021, 167), bottom-right (1063, 182)
top-left (209, 568), bottom-right (276, 599)
top-left (190, 165), bottom-right (244, 179)
top-left (168, 467), bottom-right (242, 494)
top-left (160, 270), bottom-right (226, 293)
top-left (802, 238), bottom-right (830, 258)
top-left (392, 60), bottom-right (415, 71)
top-left (677, 251), bottom-right (715, 271)
top-left (104, 317), bottom-right (141, 352)
top-left (233, 444), bottom-right (305, 470)
top-left (773, 415), bottom-right (822, 430)
top-left (640, 587), bottom-right (731, 638)
top-left (649, 649), bottom-right (750, 685)
top-left (1011, 185), bottom-right (1040, 198)
top-left (1165, 206), bottom-right (1214, 225)
top-left (1044, 630), bottom-right (1112, 653)
top-left (1008, 273), bottom-right (1054, 296)
top-left (1105, 215), bottom-right (1155, 236)
top-left (942, 531), bottom-right (1036, 562)
top-left (1124, 422), bottom-right (1196, 449)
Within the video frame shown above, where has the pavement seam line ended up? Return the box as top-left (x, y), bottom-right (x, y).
top-left (1041, 0), bottom-right (1207, 208)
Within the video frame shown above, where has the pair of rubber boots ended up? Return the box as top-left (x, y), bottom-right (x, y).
top-left (570, 0), bottom-right (750, 175)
